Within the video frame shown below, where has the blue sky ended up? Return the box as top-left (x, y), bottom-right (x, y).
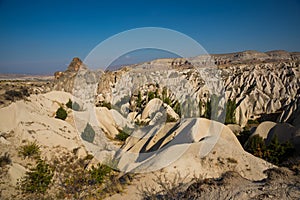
top-left (0, 0), bottom-right (300, 74)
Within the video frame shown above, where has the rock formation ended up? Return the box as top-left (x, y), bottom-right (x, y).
top-left (1, 50), bottom-right (299, 199)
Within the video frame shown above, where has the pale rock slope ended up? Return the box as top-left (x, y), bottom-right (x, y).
top-left (116, 118), bottom-right (272, 180)
top-left (0, 91), bottom-right (86, 191)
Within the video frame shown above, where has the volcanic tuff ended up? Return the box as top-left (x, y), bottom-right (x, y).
top-left (1, 50), bottom-right (299, 199)
top-left (54, 50), bottom-right (300, 128)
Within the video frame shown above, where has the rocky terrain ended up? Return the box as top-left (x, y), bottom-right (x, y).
top-left (0, 50), bottom-right (299, 199)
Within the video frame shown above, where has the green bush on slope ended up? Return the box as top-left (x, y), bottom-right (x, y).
top-left (19, 159), bottom-right (53, 194)
top-left (245, 135), bottom-right (294, 165)
top-left (55, 107), bottom-right (67, 120)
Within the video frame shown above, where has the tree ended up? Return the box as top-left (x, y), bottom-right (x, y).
top-left (225, 99), bottom-right (236, 124)
top-left (266, 135), bottom-right (294, 165)
top-left (204, 100), bottom-right (211, 119)
top-left (136, 91), bottom-right (142, 109)
top-left (245, 134), bottom-right (295, 165)
top-left (245, 135), bottom-right (266, 158)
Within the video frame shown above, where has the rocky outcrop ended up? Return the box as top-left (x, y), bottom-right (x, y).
top-left (53, 57), bottom-right (88, 93)
top-left (53, 51), bottom-right (300, 128)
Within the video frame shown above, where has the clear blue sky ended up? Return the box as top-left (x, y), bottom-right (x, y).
top-left (0, 0), bottom-right (300, 74)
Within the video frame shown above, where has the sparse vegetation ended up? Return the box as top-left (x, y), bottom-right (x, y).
top-left (138, 172), bottom-right (189, 200)
top-left (116, 126), bottom-right (133, 141)
top-left (199, 95), bottom-right (221, 120)
top-left (245, 135), bottom-right (295, 165)
top-left (0, 152), bottom-right (12, 167)
top-left (163, 97), bottom-right (172, 106)
top-left (55, 106), bottom-right (67, 120)
top-left (172, 100), bottom-right (181, 117)
top-left (53, 153), bottom-right (131, 199)
top-left (89, 163), bottom-right (112, 184)
top-left (136, 90), bottom-right (143, 109)
top-left (66, 99), bottom-right (72, 109)
top-left (115, 129), bottom-right (130, 141)
top-left (148, 91), bottom-right (155, 101)
top-left (199, 99), bottom-right (211, 119)
top-left (225, 99), bottom-right (236, 124)
top-left (81, 123), bottom-right (95, 143)
top-left (247, 119), bottom-right (260, 124)
top-left (265, 135), bottom-right (294, 165)
top-left (166, 114), bottom-right (177, 122)
top-left (100, 101), bottom-right (112, 109)
top-left (237, 129), bottom-right (252, 146)
top-left (66, 98), bottom-right (80, 111)
top-left (19, 159), bottom-right (53, 194)
top-left (5, 88), bottom-right (30, 101)
top-left (18, 141), bottom-right (40, 159)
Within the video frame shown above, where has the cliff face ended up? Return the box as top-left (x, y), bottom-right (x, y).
top-left (53, 50), bottom-right (300, 127)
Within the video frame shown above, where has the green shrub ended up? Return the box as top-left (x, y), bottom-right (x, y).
top-left (0, 152), bottom-right (11, 167)
top-left (245, 135), bottom-right (266, 158)
top-left (55, 107), bottom-right (67, 120)
top-left (5, 89), bottom-right (29, 101)
top-left (54, 152), bottom-right (128, 199)
top-left (172, 100), bottom-right (181, 117)
top-left (115, 130), bottom-right (130, 141)
top-left (247, 119), bottom-right (259, 124)
top-left (89, 164), bottom-right (112, 185)
top-left (245, 135), bottom-right (295, 165)
top-left (136, 91), bottom-right (142, 109)
top-left (19, 159), bottom-right (53, 193)
top-left (204, 100), bottom-right (211, 119)
top-left (147, 91), bottom-right (155, 101)
top-left (265, 135), bottom-right (294, 165)
top-left (162, 87), bottom-right (168, 101)
top-left (18, 141), bottom-right (40, 159)
top-left (81, 123), bottom-right (95, 143)
top-left (199, 94), bottom-right (223, 121)
top-left (237, 129), bottom-right (251, 146)
top-left (66, 99), bottom-right (81, 111)
top-left (225, 99), bottom-right (236, 124)
top-left (98, 101), bottom-right (112, 109)
top-left (163, 97), bottom-right (172, 106)
top-left (166, 114), bottom-right (177, 122)
top-left (66, 99), bottom-right (72, 109)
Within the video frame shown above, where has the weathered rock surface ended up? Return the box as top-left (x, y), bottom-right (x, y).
top-left (116, 118), bottom-right (273, 180)
top-left (53, 51), bottom-right (300, 129)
